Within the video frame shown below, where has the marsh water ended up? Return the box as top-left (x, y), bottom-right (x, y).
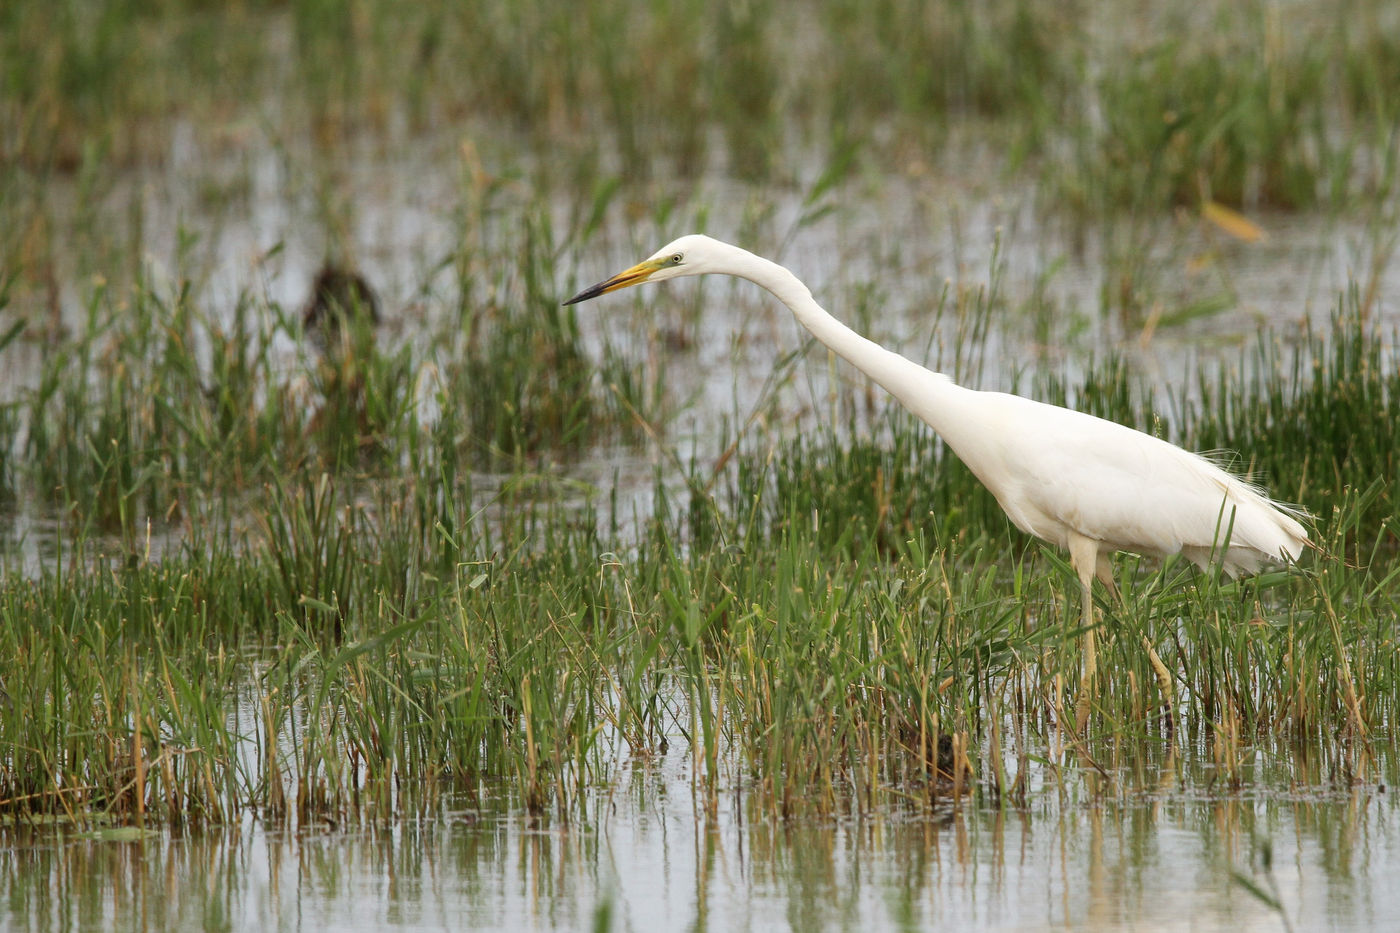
top-left (6, 7), bottom-right (1400, 927)
top-left (3, 745), bottom-right (1397, 932)
top-left (4, 133), bottom-right (1399, 930)
top-left (2, 126), bottom-right (1397, 575)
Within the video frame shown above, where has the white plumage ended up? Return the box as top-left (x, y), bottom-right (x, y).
top-left (566, 234), bottom-right (1308, 723)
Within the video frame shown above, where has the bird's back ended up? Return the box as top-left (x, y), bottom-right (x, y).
top-left (935, 387), bottom-right (1306, 574)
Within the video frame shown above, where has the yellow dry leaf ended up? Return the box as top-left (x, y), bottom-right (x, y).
top-left (1202, 200), bottom-right (1266, 243)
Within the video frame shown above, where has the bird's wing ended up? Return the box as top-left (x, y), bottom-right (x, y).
top-left (971, 393), bottom-right (1304, 566)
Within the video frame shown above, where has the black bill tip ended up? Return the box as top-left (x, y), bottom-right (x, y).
top-left (562, 281), bottom-right (606, 306)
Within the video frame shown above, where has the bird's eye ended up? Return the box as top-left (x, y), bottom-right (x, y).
top-left (671, 253), bottom-right (683, 265)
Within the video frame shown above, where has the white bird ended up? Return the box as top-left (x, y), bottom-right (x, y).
top-left (565, 235), bottom-right (1309, 727)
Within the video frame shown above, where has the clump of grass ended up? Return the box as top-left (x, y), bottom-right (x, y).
top-left (16, 275), bottom-right (301, 539)
top-left (675, 527), bottom-right (1032, 814)
top-left (731, 409), bottom-right (1007, 563)
top-left (1105, 38), bottom-right (1323, 210)
top-left (452, 260), bottom-right (598, 459)
top-left (4, 203), bottom-right (659, 541)
top-left (712, 0), bottom-right (780, 181)
top-left (811, 0), bottom-right (1073, 144)
top-left (1052, 2), bottom-right (1398, 218)
top-left (1183, 294), bottom-right (1400, 542)
top-left (0, 560), bottom-right (246, 825)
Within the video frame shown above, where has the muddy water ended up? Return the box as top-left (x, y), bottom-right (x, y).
top-left (2, 748), bottom-right (1395, 932)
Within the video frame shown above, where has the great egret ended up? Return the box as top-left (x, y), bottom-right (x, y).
top-left (565, 235), bottom-right (1309, 727)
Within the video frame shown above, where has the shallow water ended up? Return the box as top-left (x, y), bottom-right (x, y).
top-left (4, 116), bottom-right (1398, 578)
top-left (5, 31), bottom-right (1400, 931)
top-left (3, 747), bottom-right (1395, 932)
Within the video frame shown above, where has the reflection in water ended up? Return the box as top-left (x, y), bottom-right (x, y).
top-left (2, 748), bottom-right (1395, 932)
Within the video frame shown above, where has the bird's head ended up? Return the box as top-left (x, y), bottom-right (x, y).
top-left (564, 234), bottom-right (723, 305)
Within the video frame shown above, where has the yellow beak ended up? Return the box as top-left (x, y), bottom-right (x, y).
top-left (563, 259), bottom-right (663, 305)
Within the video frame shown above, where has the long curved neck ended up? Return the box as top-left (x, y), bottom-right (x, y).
top-left (724, 245), bottom-right (963, 435)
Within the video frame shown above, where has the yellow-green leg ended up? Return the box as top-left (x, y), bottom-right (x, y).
top-left (1069, 534), bottom-right (1098, 733)
top-left (1069, 532), bottom-right (1175, 734)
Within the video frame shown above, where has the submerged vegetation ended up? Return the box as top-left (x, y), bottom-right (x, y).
top-left (0, 0), bottom-right (1397, 843)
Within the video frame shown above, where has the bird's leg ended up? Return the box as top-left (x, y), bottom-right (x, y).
top-left (1075, 575), bottom-right (1096, 734)
top-left (1095, 558), bottom-right (1175, 735)
top-left (1142, 636), bottom-right (1175, 734)
top-left (1069, 535), bottom-right (1099, 733)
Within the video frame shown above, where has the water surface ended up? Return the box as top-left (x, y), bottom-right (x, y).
top-left (4, 745), bottom-right (1394, 932)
